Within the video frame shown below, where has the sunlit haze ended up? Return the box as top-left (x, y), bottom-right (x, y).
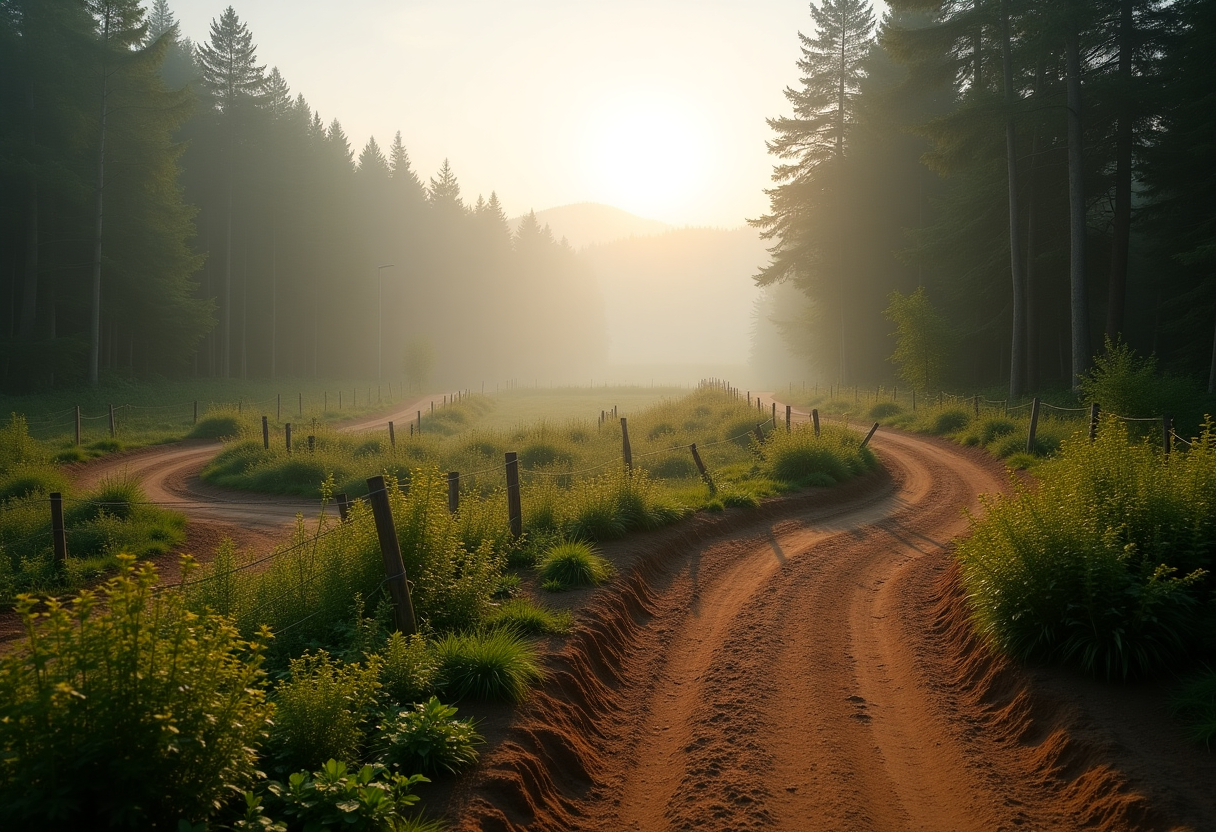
top-left (165, 0), bottom-right (826, 227)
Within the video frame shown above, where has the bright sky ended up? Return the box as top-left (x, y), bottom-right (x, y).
top-left (165, 1), bottom-right (871, 228)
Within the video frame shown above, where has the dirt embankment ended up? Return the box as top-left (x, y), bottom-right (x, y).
top-left (431, 427), bottom-right (1216, 831)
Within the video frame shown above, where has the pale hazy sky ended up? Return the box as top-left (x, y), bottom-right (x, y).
top-left (164, 1), bottom-right (878, 228)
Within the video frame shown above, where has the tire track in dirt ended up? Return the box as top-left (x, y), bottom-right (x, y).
top-left (439, 423), bottom-right (1216, 831)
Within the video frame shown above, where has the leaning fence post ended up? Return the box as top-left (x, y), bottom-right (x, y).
top-left (785, 405), bottom-right (791, 432)
top-left (505, 452), bottom-right (522, 537)
top-left (812, 408), bottom-right (820, 437)
top-left (262, 415), bottom-right (269, 449)
top-left (75, 406), bottom-right (81, 446)
top-left (1026, 397), bottom-right (1041, 454)
top-left (689, 443), bottom-right (715, 493)
top-left (1163, 413), bottom-right (1173, 457)
top-left (860, 422), bottom-right (879, 449)
top-left (1089, 403), bottom-right (1100, 442)
top-left (50, 492), bottom-right (67, 566)
top-left (335, 492), bottom-right (350, 522)
top-left (285, 422), bottom-right (292, 454)
top-left (365, 475), bottom-right (418, 635)
top-left (620, 417), bottom-right (633, 471)
top-left (388, 421), bottom-right (395, 447)
top-left (448, 471), bottom-right (460, 514)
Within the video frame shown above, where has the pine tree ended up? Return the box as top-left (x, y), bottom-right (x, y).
top-left (751, 0), bottom-right (876, 383)
top-left (428, 158), bottom-right (464, 212)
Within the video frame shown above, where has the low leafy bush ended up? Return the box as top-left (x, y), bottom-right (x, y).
top-left (0, 556), bottom-right (273, 829)
top-left (539, 540), bottom-right (613, 589)
top-left (868, 401), bottom-right (903, 419)
top-left (433, 629), bottom-right (544, 702)
top-left (375, 696), bottom-right (483, 775)
top-left (264, 759), bottom-right (429, 831)
top-left (378, 632), bottom-right (438, 705)
top-left (928, 408), bottom-right (970, 435)
top-left (188, 408), bottom-right (248, 439)
top-left (956, 418), bottom-right (1216, 679)
top-left (0, 464), bottom-right (68, 501)
top-left (486, 597), bottom-right (573, 634)
top-left (268, 651), bottom-right (382, 773)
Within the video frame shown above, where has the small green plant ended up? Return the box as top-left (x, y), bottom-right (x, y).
top-left (761, 423), bottom-right (874, 487)
top-left (188, 408), bottom-right (248, 439)
top-left (375, 696), bottom-right (483, 775)
top-left (0, 556), bottom-right (273, 829)
top-left (378, 632), bottom-right (438, 706)
top-left (433, 629), bottom-right (544, 702)
top-left (266, 759), bottom-right (429, 831)
top-left (268, 651), bottom-right (382, 773)
top-left (538, 540), bottom-right (613, 589)
top-left (883, 286), bottom-right (958, 392)
top-left (486, 597), bottom-right (573, 635)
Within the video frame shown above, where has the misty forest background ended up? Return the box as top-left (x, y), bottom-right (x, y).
top-left (2, 0), bottom-right (1215, 396)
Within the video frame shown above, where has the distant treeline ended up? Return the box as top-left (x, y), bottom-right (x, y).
top-left (754, 0), bottom-right (1216, 394)
top-left (0, 1), bottom-right (606, 392)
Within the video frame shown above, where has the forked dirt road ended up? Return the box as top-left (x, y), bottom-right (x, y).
top-left (439, 416), bottom-right (1216, 831)
top-left (48, 393), bottom-right (1216, 828)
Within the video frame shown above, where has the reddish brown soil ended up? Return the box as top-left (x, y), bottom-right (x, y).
top-left (430, 426), bottom-right (1216, 831)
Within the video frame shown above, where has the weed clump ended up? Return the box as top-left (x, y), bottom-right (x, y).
top-left (433, 629), bottom-right (544, 702)
top-left (760, 423), bottom-right (875, 487)
top-left (538, 540), bottom-right (613, 590)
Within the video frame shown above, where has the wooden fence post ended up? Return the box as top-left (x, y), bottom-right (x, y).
top-left (1163, 413), bottom-right (1173, 457)
top-left (505, 452), bottom-right (522, 537)
top-left (388, 421), bottom-right (395, 447)
top-left (50, 492), bottom-right (67, 566)
top-left (771, 401), bottom-right (777, 427)
top-left (911, 390), bottom-right (916, 412)
top-left (689, 443), bottom-right (715, 493)
top-left (365, 475), bottom-right (418, 635)
top-left (417, 410), bottom-right (422, 434)
top-left (785, 405), bottom-right (791, 432)
top-left (448, 471), bottom-right (460, 514)
top-left (812, 408), bottom-right (820, 437)
top-left (335, 492), bottom-right (349, 522)
top-left (193, 400), bottom-right (198, 424)
top-left (861, 422), bottom-right (879, 449)
top-left (75, 406), bottom-right (81, 446)
top-left (108, 403), bottom-right (115, 438)
top-left (754, 423), bottom-right (765, 444)
top-left (1089, 403), bottom-right (1100, 442)
top-left (262, 415), bottom-right (269, 449)
top-left (285, 422), bottom-right (292, 454)
top-left (1026, 398), bottom-right (1041, 454)
top-left (620, 417), bottom-right (633, 471)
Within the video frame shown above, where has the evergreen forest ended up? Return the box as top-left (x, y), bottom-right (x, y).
top-left (753, 0), bottom-right (1216, 396)
top-left (0, 1), bottom-right (605, 393)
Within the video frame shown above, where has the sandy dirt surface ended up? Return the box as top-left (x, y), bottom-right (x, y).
top-left (432, 422), bottom-right (1216, 831)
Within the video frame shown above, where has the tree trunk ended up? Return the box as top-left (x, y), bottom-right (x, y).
top-left (1065, 24), bottom-right (1090, 390)
top-left (89, 42), bottom-right (110, 387)
top-left (1107, 0), bottom-right (1134, 341)
top-left (1000, 0), bottom-right (1025, 400)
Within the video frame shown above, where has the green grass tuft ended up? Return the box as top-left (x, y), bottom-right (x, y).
top-left (538, 540), bottom-right (613, 590)
top-left (433, 629), bottom-right (545, 703)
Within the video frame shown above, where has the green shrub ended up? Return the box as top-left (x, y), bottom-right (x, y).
top-left (0, 556), bottom-right (272, 829)
top-left (0, 413), bottom-right (46, 467)
top-left (378, 632), bottom-right (438, 705)
top-left (374, 696), bottom-right (483, 775)
top-left (265, 759), bottom-right (429, 831)
top-left (268, 651), bottom-right (382, 773)
top-left (67, 472), bottom-right (142, 523)
top-left (539, 540), bottom-right (614, 589)
top-left (956, 418), bottom-right (1216, 679)
top-left (520, 441), bottom-right (573, 469)
top-left (433, 629), bottom-right (544, 702)
top-left (1171, 669), bottom-right (1216, 748)
top-left (929, 408), bottom-right (970, 435)
top-left (0, 464), bottom-right (69, 501)
top-left (189, 409), bottom-right (247, 439)
top-left (868, 401), bottom-right (903, 419)
top-left (761, 423), bottom-right (874, 487)
top-left (486, 597), bottom-right (573, 634)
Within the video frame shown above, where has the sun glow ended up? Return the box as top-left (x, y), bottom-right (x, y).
top-left (587, 100), bottom-right (710, 221)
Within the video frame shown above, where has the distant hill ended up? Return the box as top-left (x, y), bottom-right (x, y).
top-left (512, 203), bottom-right (671, 249)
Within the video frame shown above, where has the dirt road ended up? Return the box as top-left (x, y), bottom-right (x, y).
top-left (439, 421), bottom-right (1216, 831)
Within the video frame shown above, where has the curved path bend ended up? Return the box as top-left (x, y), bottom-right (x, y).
top-left (440, 413), bottom-right (1216, 831)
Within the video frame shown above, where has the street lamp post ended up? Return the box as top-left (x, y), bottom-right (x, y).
top-left (377, 264), bottom-right (394, 382)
